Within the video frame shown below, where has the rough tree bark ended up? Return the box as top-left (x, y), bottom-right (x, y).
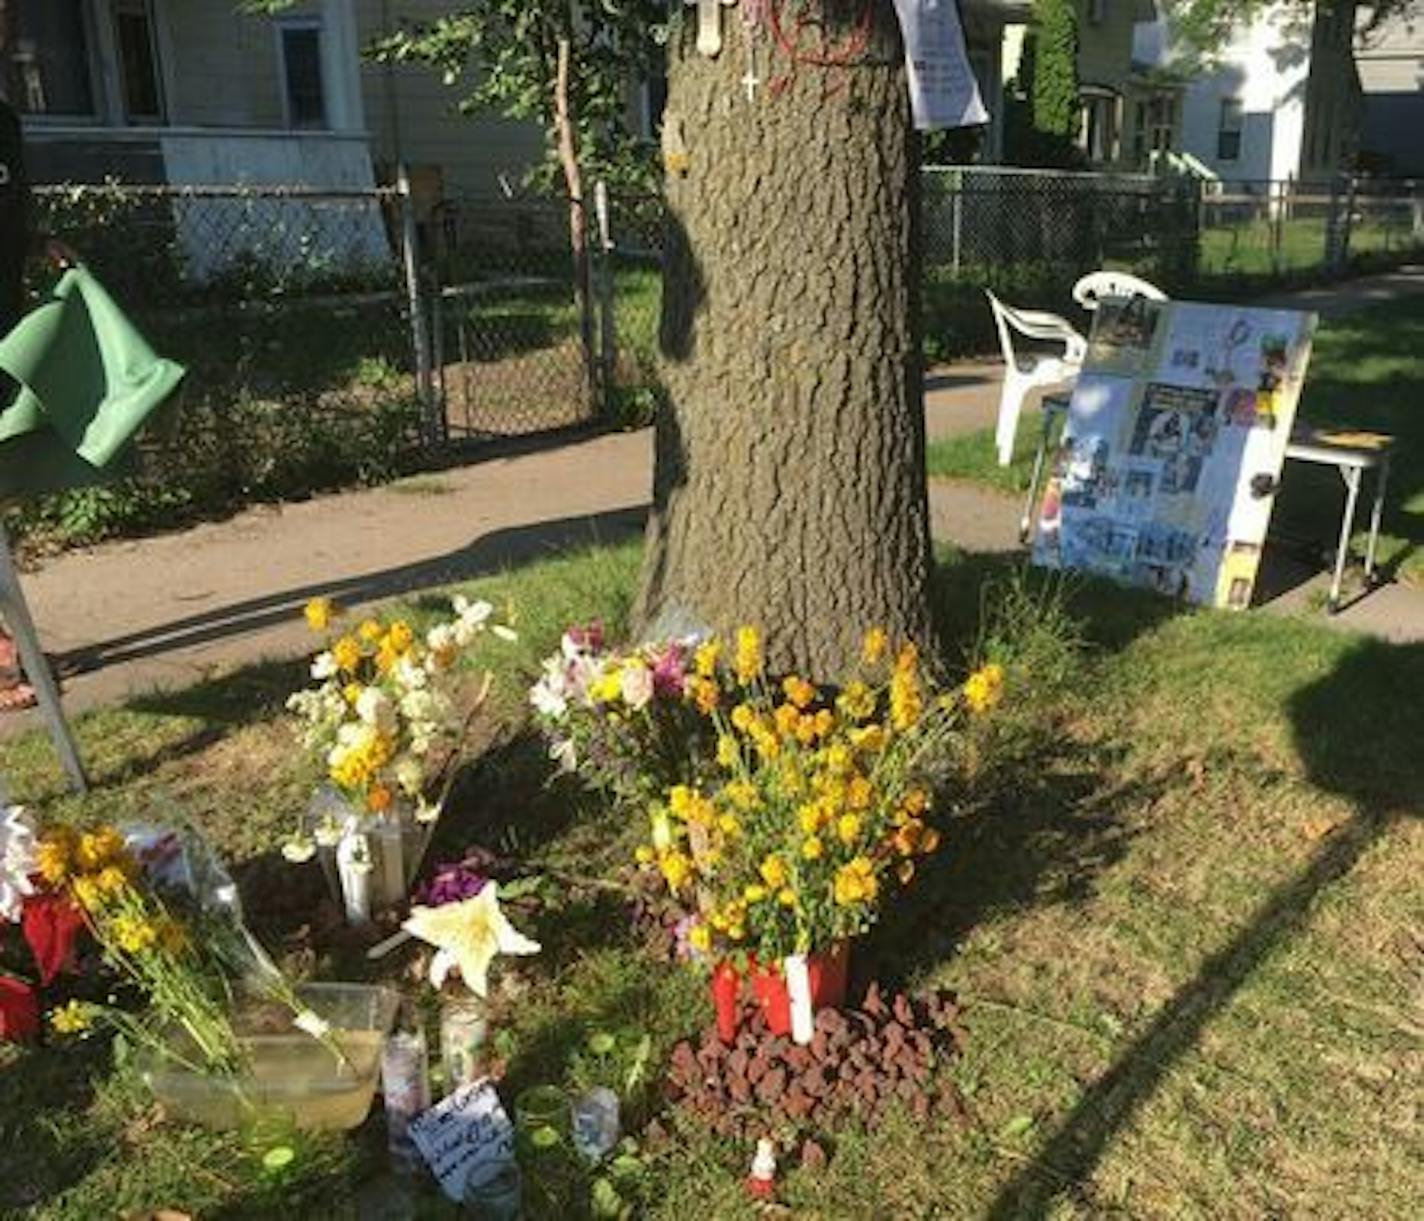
top-left (634, 0), bottom-right (936, 678)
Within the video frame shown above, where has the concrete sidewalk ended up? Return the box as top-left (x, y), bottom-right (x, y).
top-left (3, 268), bottom-right (1424, 737)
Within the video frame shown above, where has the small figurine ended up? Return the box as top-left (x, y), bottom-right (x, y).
top-left (746, 1137), bottom-right (777, 1199)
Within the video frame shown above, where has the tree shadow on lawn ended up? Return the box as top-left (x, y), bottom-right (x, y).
top-left (0, 1041), bottom-right (109, 1214)
top-left (982, 634), bottom-right (1424, 1218)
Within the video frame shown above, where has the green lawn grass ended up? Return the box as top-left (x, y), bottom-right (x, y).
top-left (3, 538), bottom-right (1421, 1219)
top-left (928, 295), bottom-right (1424, 587)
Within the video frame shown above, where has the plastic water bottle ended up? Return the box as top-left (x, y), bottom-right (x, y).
top-left (381, 1027), bottom-right (431, 1175)
top-left (571, 1087), bottom-right (620, 1163)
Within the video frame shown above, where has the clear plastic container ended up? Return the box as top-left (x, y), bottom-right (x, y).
top-left (141, 982), bottom-right (402, 1131)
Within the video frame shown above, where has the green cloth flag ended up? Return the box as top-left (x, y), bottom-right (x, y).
top-left (0, 266), bottom-right (185, 499)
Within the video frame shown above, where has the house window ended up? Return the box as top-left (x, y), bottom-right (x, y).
top-left (279, 19), bottom-right (328, 129)
top-left (1087, 0), bottom-right (1106, 25)
top-left (1218, 98), bottom-right (1243, 161)
top-left (1079, 90), bottom-right (1119, 163)
top-left (14, 0), bottom-right (96, 117)
top-left (112, 0), bottom-right (164, 123)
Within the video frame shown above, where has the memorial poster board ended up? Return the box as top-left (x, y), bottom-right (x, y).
top-left (1033, 300), bottom-right (1316, 609)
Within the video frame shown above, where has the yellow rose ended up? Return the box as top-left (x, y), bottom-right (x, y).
top-left (777, 887), bottom-right (797, 907)
top-left (782, 675), bottom-right (817, 710)
top-left (716, 735), bottom-right (739, 768)
top-left (659, 850), bottom-right (694, 892)
top-left (801, 836), bottom-right (824, 861)
top-left (304, 597), bottom-right (338, 632)
top-left (837, 680), bottom-right (876, 721)
top-left (734, 626), bottom-right (762, 684)
top-left (694, 641), bottom-right (721, 679)
top-left (358, 618), bottom-right (383, 642)
top-left (689, 923), bottom-right (712, 952)
top-left (743, 883), bottom-right (768, 903)
top-left (386, 621), bottom-right (415, 654)
top-left (837, 814), bottom-right (862, 845)
top-left (36, 829), bottom-right (77, 886)
top-left (964, 662), bottom-right (1006, 714)
top-left (759, 854), bottom-right (788, 889)
top-left (332, 636), bottom-right (363, 673)
top-left (730, 703), bottom-right (756, 732)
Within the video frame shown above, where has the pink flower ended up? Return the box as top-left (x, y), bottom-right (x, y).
top-left (650, 645), bottom-right (687, 698)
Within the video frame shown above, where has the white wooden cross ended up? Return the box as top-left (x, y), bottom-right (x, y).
top-left (686, 0), bottom-right (738, 58)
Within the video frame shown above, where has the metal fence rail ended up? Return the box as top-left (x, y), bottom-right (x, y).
top-left (16, 168), bottom-right (1424, 553)
top-left (22, 183), bottom-right (428, 548)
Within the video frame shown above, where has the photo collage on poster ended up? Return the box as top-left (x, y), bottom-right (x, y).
top-left (1032, 299), bottom-right (1316, 609)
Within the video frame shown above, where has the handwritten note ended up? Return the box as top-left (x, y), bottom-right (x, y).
top-left (892, 0), bottom-right (989, 131)
top-left (408, 1078), bottom-right (515, 1202)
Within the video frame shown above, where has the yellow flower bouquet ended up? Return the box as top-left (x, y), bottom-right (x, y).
top-left (37, 820), bottom-right (349, 1086)
top-left (633, 626), bottom-right (1003, 1039)
top-left (284, 595), bottom-right (515, 921)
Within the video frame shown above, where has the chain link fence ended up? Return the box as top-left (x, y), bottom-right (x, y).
top-left (918, 167), bottom-right (1424, 358)
top-left (16, 183), bottom-right (425, 551)
top-left (427, 192), bottom-right (601, 441)
top-left (14, 167), bottom-right (1424, 554)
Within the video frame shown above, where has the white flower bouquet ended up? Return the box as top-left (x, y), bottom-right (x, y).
top-left (283, 595), bottom-right (515, 920)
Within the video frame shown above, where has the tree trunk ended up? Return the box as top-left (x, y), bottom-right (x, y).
top-left (553, 34), bottom-right (597, 404)
top-left (634, 1), bottom-right (935, 678)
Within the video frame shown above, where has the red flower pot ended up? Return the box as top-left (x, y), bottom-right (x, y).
top-left (749, 942), bottom-right (852, 1037)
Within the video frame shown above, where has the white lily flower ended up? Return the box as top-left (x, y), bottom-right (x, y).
top-left (402, 883), bottom-right (540, 998)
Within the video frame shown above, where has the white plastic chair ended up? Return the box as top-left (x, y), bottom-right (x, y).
top-left (987, 291), bottom-right (1086, 467)
top-left (1072, 270), bottom-right (1166, 312)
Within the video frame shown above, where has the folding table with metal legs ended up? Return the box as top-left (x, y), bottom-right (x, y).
top-left (1282, 429), bottom-right (1394, 614)
top-left (0, 525), bottom-right (87, 792)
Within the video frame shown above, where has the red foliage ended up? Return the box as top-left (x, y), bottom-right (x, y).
top-left (21, 892), bottom-right (86, 985)
top-left (0, 974), bottom-right (39, 1043)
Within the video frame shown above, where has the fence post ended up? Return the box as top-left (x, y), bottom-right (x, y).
top-left (950, 167), bottom-right (963, 276)
top-left (397, 164), bottom-right (439, 448)
top-left (594, 179), bottom-right (617, 419)
top-left (1325, 173), bottom-right (1355, 275)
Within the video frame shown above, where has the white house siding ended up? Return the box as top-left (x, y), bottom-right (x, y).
top-left (354, 0), bottom-right (548, 199)
top-left (1161, 3), bottom-right (1316, 183)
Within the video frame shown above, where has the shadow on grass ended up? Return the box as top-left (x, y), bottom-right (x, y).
top-left (0, 1042), bottom-right (108, 1214)
top-left (983, 635), bottom-right (1424, 1217)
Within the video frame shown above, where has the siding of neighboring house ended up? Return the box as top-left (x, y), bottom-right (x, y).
top-left (160, 1), bottom-right (287, 129)
top-left (1356, 11), bottom-right (1424, 174)
top-left (1151, 0), bottom-right (1358, 184)
top-left (1173, 3), bottom-right (1316, 182)
top-left (354, 0), bottom-right (548, 199)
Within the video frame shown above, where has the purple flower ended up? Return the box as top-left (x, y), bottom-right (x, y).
top-left (415, 858), bottom-right (490, 907)
top-left (650, 644), bottom-right (687, 699)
